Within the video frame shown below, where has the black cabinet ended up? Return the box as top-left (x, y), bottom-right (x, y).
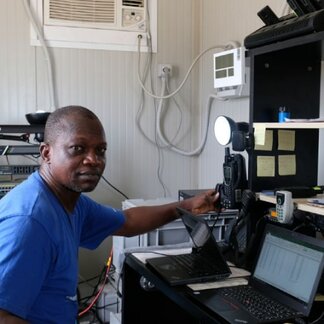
top-left (122, 255), bottom-right (223, 324)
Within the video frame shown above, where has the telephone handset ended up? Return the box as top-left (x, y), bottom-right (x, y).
top-left (217, 147), bottom-right (247, 209)
top-left (220, 189), bottom-right (257, 267)
top-left (276, 190), bottom-right (294, 224)
top-left (227, 189), bottom-right (256, 251)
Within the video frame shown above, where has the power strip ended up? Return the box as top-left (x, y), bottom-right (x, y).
top-left (0, 182), bottom-right (19, 198)
top-left (0, 165), bottom-right (39, 175)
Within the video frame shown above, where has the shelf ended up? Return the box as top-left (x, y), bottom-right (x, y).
top-left (258, 193), bottom-right (324, 216)
top-left (253, 122), bottom-right (324, 129)
top-left (0, 124), bottom-right (44, 134)
top-left (247, 30), bottom-right (324, 59)
top-left (0, 145), bottom-right (40, 155)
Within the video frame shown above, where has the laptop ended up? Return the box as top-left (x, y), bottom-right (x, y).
top-left (145, 207), bottom-right (231, 286)
top-left (189, 223), bottom-right (324, 323)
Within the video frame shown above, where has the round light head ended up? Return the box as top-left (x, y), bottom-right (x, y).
top-left (214, 115), bottom-right (235, 146)
top-left (25, 111), bottom-right (51, 125)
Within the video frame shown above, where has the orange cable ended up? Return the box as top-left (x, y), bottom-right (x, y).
top-left (78, 248), bottom-right (113, 318)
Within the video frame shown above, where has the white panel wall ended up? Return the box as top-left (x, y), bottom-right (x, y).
top-left (0, 0), bottom-right (36, 123)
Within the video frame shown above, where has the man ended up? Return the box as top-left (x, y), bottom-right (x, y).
top-left (0, 106), bottom-right (218, 323)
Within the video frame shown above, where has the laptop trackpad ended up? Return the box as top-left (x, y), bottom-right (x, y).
top-left (191, 290), bottom-right (257, 323)
top-left (193, 291), bottom-right (238, 312)
top-left (160, 263), bottom-right (178, 271)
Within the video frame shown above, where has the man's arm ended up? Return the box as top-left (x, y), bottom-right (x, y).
top-left (0, 310), bottom-right (28, 324)
top-left (114, 190), bottom-right (218, 237)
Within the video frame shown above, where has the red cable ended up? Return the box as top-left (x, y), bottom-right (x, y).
top-left (78, 249), bottom-right (113, 318)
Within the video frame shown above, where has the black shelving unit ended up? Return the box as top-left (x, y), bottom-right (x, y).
top-left (247, 31), bottom-right (324, 192)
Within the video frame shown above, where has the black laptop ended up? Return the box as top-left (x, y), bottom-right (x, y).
top-left (189, 223), bottom-right (324, 323)
top-left (145, 207), bottom-right (231, 286)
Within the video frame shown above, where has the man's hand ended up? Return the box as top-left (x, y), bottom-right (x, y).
top-left (115, 189), bottom-right (220, 237)
top-left (184, 190), bottom-right (220, 215)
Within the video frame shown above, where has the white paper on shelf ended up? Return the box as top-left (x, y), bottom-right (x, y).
top-left (284, 118), bottom-right (324, 122)
top-left (188, 277), bottom-right (249, 291)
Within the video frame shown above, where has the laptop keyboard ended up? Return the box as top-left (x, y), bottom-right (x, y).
top-left (220, 285), bottom-right (297, 321)
top-left (172, 254), bottom-right (228, 278)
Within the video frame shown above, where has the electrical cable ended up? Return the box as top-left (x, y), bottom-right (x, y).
top-left (153, 67), bottom-right (168, 196)
top-left (78, 249), bottom-right (113, 318)
top-left (135, 23), bottom-right (170, 196)
top-left (210, 213), bottom-right (221, 231)
top-left (137, 37), bottom-right (230, 100)
top-left (279, 1), bottom-right (292, 17)
top-left (100, 175), bottom-right (129, 200)
top-left (156, 77), bottom-right (184, 194)
top-left (165, 78), bottom-right (184, 141)
top-left (135, 70), bottom-right (155, 146)
top-left (78, 273), bottom-right (103, 287)
top-left (136, 76), bottom-right (184, 150)
top-left (156, 141), bottom-right (168, 197)
top-left (156, 89), bottom-right (217, 156)
top-left (94, 301), bottom-right (118, 310)
top-left (78, 266), bottom-right (107, 307)
top-left (22, 0), bottom-right (57, 110)
top-left (22, 155), bottom-right (40, 164)
top-left (310, 311), bottom-right (324, 324)
top-left (115, 265), bottom-right (124, 299)
top-left (137, 35), bottom-right (241, 156)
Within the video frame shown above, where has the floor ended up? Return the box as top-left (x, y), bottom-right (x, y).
top-left (79, 312), bottom-right (102, 324)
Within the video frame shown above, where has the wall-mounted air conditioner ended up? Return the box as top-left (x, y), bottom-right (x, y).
top-left (29, 0), bottom-right (157, 52)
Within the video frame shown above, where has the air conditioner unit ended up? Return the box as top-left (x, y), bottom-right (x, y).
top-left (44, 0), bottom-right (147, 32)
top-left (29, 0), bottom-right (157, 52)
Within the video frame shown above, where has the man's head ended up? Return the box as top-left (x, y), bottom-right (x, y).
top-left (39, 106), bottom-right (107, 194)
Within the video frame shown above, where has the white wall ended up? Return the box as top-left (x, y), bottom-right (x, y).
top-left (1, 0), bottom-right (322, 277)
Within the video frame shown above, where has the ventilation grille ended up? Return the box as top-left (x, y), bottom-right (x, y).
top-left (122, 0), bottom-right (144, 7)
top-left (31, 0), bottom-right (156, 51)
top-left (47, 0), bottom-right (116, 24)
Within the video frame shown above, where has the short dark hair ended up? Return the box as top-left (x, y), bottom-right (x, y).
top-left (44, 106), bottom-right (100, 143)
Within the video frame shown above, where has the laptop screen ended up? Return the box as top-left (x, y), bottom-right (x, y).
top-left (253, 229), bottom-right (324, 304)
top-left (181, 214), bottom-right (210, 248)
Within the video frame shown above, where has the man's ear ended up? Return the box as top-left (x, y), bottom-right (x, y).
top-left (40, 143), bottom-right (51, 163)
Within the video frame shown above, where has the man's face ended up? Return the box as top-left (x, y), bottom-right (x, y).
top-left (43, 116), bottom-right (107, 193)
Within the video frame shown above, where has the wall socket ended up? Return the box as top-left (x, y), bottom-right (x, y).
top-left (158, 64), bottom-right (172, 78)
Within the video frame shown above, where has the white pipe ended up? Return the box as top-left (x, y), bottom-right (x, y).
top-left (156, 77), bottom-right (215, 156)
top-left (22, 0), bottom-right (57, 111)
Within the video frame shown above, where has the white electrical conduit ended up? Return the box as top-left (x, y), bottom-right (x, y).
top-left (22, 0), bottom-right (57, 110)
top-left (279, 1), bottom-right (291, 16)
top-left (137, 37), bottom-right (230, 100)
top-left (156, 76), bottom-right (217, 156)
top-left (136, 34), bottom-right (241, 155)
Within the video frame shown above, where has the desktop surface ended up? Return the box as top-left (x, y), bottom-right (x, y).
top-left (122, 249), bottom-right (324, 324)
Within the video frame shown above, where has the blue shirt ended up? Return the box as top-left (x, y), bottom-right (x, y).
top-left (0, 171), bottom-right (125, 323)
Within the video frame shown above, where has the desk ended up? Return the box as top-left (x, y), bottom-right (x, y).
top-left (122, 254), bottom-right (225, 324)
top-left (122, 253), bottom-right (324, 324)
top-left (258, 193), bottom-right (324, 217)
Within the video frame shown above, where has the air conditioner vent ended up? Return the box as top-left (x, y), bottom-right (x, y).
top-left (122, 0), bottom-right (144, 7)
top-left (47, 0), bottom-right (116, 25)
top-left (31, 0), bottom-right (157, 52)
